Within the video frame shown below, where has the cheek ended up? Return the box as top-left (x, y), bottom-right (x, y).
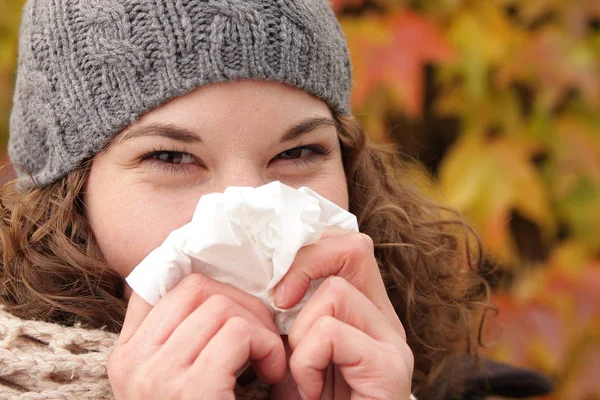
top-left (321, 157), bottom-right (349, 210)
top-left (300, 162), bottom-right (349, 211)
top-left (317, 178), bottom-right (349, 210)
top-left (84, 166), bottom-right (197, 278)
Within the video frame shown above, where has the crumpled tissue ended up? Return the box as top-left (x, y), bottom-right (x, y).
top-left (126, 181), bottom-right (359, 334)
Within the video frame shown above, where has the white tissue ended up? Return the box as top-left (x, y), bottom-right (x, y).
top-left (126, 181), bottom-right (359, 334)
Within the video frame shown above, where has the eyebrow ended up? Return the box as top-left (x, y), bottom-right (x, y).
top-left (279, 116), bottom-right (337, 143)
top-left (120, 116), bottom-right (336, 145)
top-left (120, 123), bottom-right (202, 144)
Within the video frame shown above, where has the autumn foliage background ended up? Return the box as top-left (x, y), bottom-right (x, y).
top-left (1, 0), bottom-right (599, 398)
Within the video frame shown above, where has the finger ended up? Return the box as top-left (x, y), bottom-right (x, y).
top-left (192, 316), bottom-right (286, 385)
top-left (319, 226), bottom-right (352, 239)
top-left (126, 274), bottom-right (278, 347)
top-left (288, 276), bottom-right (405, 350)
top-left (157, 294), bottom-right (272, 366)
top-left (273, 232), bottom-right (387, 310)
top-left (290, 316), bottom-right (412, 400)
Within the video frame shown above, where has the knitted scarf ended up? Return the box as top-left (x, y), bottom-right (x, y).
top-left (0, 307), bottom-right (115, 399)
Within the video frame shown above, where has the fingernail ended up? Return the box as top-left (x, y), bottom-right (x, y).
top-left (298, 387), bottom-right (309, 400)
top-left (274, 283), bottom-right (286, 308)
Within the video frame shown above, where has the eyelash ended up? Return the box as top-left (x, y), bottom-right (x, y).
top-left (139, 144), bottom-right (332, 174)
top-left (140, 145), bottom-right (198, 175)
top-left (273, 144), bottom-right (332, 168)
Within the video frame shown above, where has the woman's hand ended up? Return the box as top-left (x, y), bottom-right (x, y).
top-left (108, 274), bottom-right (286, 400)
top-left (274, 229), bottom-right (414, 400)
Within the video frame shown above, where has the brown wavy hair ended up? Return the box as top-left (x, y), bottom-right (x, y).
top-left (0, 115), bottom-right (491, 399)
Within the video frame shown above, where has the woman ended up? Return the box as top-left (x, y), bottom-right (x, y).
top-left (0, 0), bottom-right (490, 399)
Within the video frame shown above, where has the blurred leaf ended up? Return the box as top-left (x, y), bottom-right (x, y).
top-left (485, 294), bottom-right (568, 371)
top-left (485, 245), bottom-right (600, 399)
top-left (439, 135), bottom-right (554, 262)
top-left (435, 83), bottom-right (530, 139)
top-left (547, 241), bottom-right (594, 274)
top-left (344, 10), bottom-right (455, 117)
top-left (500, 27), bottom-right (600, 111)
top-left (546, 113), bottom-right (600, 249)
top-left (445, 3), bottom-right (522, 101)
top-left (354, 89), bottom-right (391, 142)
top-left (331, 0), bottom-right (368, 14)
top-left (564, 337), bottom-right (600, 399)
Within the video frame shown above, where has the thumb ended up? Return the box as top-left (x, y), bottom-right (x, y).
top-left (118, 290), bottom-right (153, 345)
top-left (273, 232), bottom-right (374, 310)
top-left (273, 239), bottom-right (347, 309)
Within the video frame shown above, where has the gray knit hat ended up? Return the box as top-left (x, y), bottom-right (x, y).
top-left (9, 0), bottom-right (352, 187)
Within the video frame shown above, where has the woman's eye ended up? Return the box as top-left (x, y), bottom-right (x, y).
top-left (140, 150), bottom-right (201, 175)
top-left (277, 147), bottom-right (314, 160)
top-left (148, 151), bottom-right (196, 164)
top-left (271, 144), bottom-right (331, 169)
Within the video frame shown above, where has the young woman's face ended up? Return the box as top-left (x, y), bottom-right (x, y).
top-left (84, 80), bottom-right (348, 284)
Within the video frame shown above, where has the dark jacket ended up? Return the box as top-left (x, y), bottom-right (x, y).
top-left (446, 357), bottom-right (553, 400)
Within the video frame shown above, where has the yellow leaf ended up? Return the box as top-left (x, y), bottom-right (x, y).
top-left (548, 115), bottom-right (600, 248)
top-left (445, 3), bottom-right (523, 100)
top-left (547, 241), bottom-right (593, 275)
top-left (439, 135), bottom-right (554, 262)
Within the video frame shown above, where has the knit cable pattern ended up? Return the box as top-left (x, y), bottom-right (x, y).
top-left (0, 307), bottom-right (116, 399)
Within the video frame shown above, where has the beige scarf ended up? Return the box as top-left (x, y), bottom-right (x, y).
top-left (0, 307), bottom-right (116, 399)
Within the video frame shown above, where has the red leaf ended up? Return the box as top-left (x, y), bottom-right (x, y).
top-left (569, 342), bottom-right (600, 399)
top-left (344, 11), bottom-right (455, 117)
top-left (330, 0), bottom-right (368, 14)
top-left (486, 295), bottom-right (568, 369)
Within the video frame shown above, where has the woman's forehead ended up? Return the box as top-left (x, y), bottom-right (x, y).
top-left (120, 80), bottom-right (335, 142)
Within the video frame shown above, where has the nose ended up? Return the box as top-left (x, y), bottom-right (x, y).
top-left (212, 164), bottom-right (270, 192)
